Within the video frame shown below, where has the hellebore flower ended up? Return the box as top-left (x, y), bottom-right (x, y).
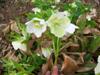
top-left (25, 18), bottom-right (47, 38)
top-left (95, 56), bottom-right (100, 75)
top-left (47, 11), bottom-right (78, 38)
top-left (12, 38), bottom-right (27, 52)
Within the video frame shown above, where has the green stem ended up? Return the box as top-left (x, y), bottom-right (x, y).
top-left (53, 37), bottom-right (60, 64)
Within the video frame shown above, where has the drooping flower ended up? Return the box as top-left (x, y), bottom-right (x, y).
top-left (11, 23), bottom-right (29, 52)
top-left (95, 56), bottom-right (100, 75)
top-left (12, 41), bottom-right (27, 52)
top-left (25, 18), bottom-right (47, 38)
top-left (47, 11), bottom-right (78, 38)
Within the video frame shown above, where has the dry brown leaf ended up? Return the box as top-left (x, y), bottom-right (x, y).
top-left (42, 57), bottom-right (52, 75)
top-left (0, 63), bottom-right (3, 75)
top-left (77, 67), bottom-right (93, 72)
top-left (4, 50), bottom-right (19, 62)
top-left (96, 18), bottom-right (100, 23)
top-left (2, 20), bottom-right (20, 35)
top-left (77, 52), bottom-right (86, 65)
top-left (68, 43), bottom-right (80, 52)
top-left (83, 27), bottom-right (100, 35)
top-left (2, 25), bottom-right (10, 34)
top-left (91, 28), bottom-right (100, 35)
top-left (10, 20), bottom-right (20, 33)
top-left (65, 52), bottom-right (85, 64)
top-left (94, 0), bottom-right (100, 5)
top-left (61, 42), bottom-right (73, 51)
top-left (41, 39), bottom-right (52, 48)
top-left (61, 53), bottom-right (78, 75)
top-left (42, 64), bottom-right (49, 75)
top-left (28, 39), bottom-right (35, 49)
top-left (0, 24), bottom-right (7, 31)
top-left (83, 27), bottom-right (92, 35)
top-left (61, 42), bottom-right (79, 51)
top-left (76, 14), bottom-right (86, 25)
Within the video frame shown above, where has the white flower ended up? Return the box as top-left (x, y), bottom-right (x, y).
top-left (42, 48), bottom-right (53, 58)
top-left (25, 18), bottom-right (47, 38)
top-left (47, 11), bottom-right (78, 38)
top-left (12, 41), bottom-right (27, 52)
top-left (32, 7), bottom-right (41, 14)
top-left (95, 56), bottom-right (100, 75)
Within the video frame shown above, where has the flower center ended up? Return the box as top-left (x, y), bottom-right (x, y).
top-left (52, 18), bottom-right (64, 27)
top-left (32, 20), bottom-right (42, 28)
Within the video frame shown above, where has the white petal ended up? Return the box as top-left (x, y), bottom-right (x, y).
top-left (65, 23), bottom-right (78, 34)
top-left (33, 25), bottom-right (46, 38)
top-left (63, 11), bottom-right (70, 16)
top-left (12, 41), bottom-right (20, 50)
top-left (42, 49), bottom-right (48, 58)
top-left (98, 56), bottom-right (100, 63)
top-left (41, 25), bottom-right (47, 32)
top-left (42, 48), bottom-right (52, 58)
top-left (95, 63), bottom-right (100, 74)
top-left (25, 20), bottom-right (33, 26)
top-left (32, 18), bottom-right (42, 21)
top-left (34, 29), bottom-right (42, 37)
top-left (12, 41), bottom-right (27, 51)
top-left (26, 22), bottom-right (34, 33)
top-left (19, 44), bottom-right (27, 52)
top-left (40, 20), bottom-right (46, 25)
top-left (33, 23), bottom-right (46, 37)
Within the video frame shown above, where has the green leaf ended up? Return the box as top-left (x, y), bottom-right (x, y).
top-left (33, 0), bottom-right (53, 10)
top-left (86, 20), bottom-right (96, 28)
top-left (96, 73), bottom-right (100, 75)
top-left (84, 53), bottom-right (92, 62)
top-left (77, 14), bottom-right (86, 32)
top-left (88, 36), bottom-right (100, 53)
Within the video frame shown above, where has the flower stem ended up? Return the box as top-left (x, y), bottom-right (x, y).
top-left (53, 36), bottom-right (60, 64)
